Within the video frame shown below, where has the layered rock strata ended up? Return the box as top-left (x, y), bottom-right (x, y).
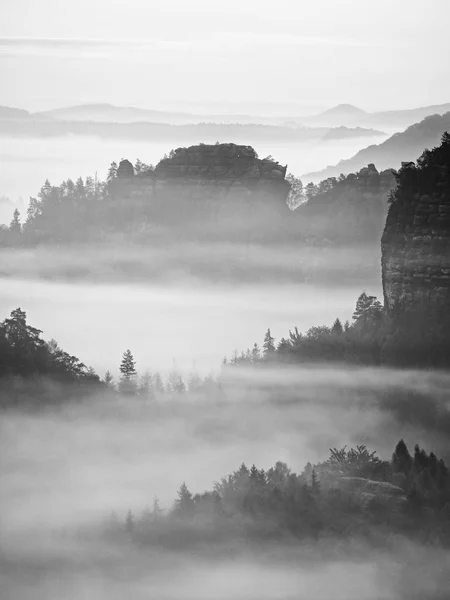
top-left (110, 143), bottom-right (290, 242)
top-left (381, 136), bottom-right (450, 312)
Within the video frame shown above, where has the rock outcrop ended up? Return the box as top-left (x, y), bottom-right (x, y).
top-left (117, 159), bottom-right (135, 179)
top-left (381, 133), bottom-right (450, 312)
top-left (154, 143), bottom-right (288, 182)
top-left (338, 476), bottom-right (407, 511)
top-left (108, 143), bottom-right (291, 242)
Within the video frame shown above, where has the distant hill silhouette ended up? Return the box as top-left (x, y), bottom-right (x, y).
top-left (319, 104), bottom-right (367, 117)
top-left (0, 116), bottom-right (384, 144)
top-left (303, 112), bottom-right (450, 181)
top-left (35, 103), bottom-right (304, 126)
top-left (306, 104), bottom-right (368, 126)
top-left (2, 101), bottom-right (449, 133)
top-left (0, 106), bottom-right (32, 120)
top-left (370, 103), bottom-right (450, 128)
top-left (304, 102), bottom-right (450, 131)
top-left (36, 103), bottom-right (211, 125)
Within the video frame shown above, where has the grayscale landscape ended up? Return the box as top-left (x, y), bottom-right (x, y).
top-left (1, 1), bottom-right (450, 599)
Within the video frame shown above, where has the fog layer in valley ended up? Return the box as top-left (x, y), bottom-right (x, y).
top-left (0, 133), bottom-right (389, 220)
top-left (0, 241), bottom-right (381, 375)
top-left (2, 366), bottom-right (450, 599)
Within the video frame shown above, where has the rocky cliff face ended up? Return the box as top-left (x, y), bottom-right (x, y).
top-left (153, 143), bottom-right (287, 182)
top-left (381, 134), bottom-right (450, 312)
top-left (111, 144), bottom-right (290, 241)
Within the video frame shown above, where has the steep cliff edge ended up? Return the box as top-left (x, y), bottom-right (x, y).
top-left (379, 133), bottom-right (450, 367)
top-left (381, 133), bottom-right (450, 313)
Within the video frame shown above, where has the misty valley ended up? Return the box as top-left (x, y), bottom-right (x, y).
top-left (2, 95), bottom-right (450, 600)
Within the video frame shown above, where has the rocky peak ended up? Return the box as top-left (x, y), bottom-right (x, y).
top-left (153, 143), bottom-right (287, 183)
top-left (117, 159), bottom-right (134, 179)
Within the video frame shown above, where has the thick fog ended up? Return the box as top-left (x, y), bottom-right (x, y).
top-left (0, 133), bottom-right (389, 220)
top-left (0, 240), bottom-right (381, 376)
top-left (2, 366), bottom-right (450, 599)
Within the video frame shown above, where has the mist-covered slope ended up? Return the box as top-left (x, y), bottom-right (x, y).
top-left (303, 112), bottom-right (450, 181)
top-left (0, 105), bottom-right (32, 120)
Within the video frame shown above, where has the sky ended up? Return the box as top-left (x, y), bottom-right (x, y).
top-left (0, 0), bottom-right (449, 114)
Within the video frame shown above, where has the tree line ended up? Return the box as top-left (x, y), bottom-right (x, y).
top-left (0, 151), bottom-right (389, 248)
top-left (225, 291), bottom-right (385, 367)
top-left (84, 439), bottom-right (450, 549)
top-left (0, 307), bottom-right (221, 407)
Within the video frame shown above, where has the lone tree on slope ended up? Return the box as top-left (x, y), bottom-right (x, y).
top-left (119, 349), bottom-right (137, 395)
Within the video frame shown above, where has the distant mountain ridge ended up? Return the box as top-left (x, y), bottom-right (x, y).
top-left (319, 104), bottom-right (368, 116)
top-left (0, 106), bottom-right (32, 119)
top-left (0, 101), bottom-right (448, 130)
top-left (0, 117), bottom-right (385, 144)
top-left (303, 111), bottom-right (450, 181)
top-left (34, 103), bottom-right (306, 127)
top-left (304, 102), bottom-right (450, 130)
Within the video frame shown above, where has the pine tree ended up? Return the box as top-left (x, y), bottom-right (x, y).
top-left (152, 372), bottom-right (165, 395)
top-left (85, 176), bottom-right (95, 198)
top-left (75, 177), bottom-right (85, 198)
top-left (311, 469), bottom-right (321, 495)
top-left (251, 342), bottom-right (261, 363)
top-left (9, 209), bottom-right (21, 234)
top-left (392, 439), bottom-right (412, 475)
top-left (125, 509), bottom-right (135, 534)
top-left (230, 349), bottom-right (239, 365)
top-left (167, 366), bottom-right (185, 394)
top-left (85, 366), bottom-right (99, 381)
top-left (8, 208), bottom-right (22, 245)
top-left (107, 161), bottom-right (118, 181)
top-left (331, 318), bottom-right (343, 335)
top-left (187, 370), bottom-right (202, 393)
top-left (134, 158), bottom-right (150, 174)
top-left (152, 496), bottom-right (163, 520)
top-left (174, 482), bottom-right (195, 518)
top-left (3, 308), bottom-right (43, 351)
top-left (119, 349), bottom-right (137, 395)
top-left (103, 370), bottom-right (115, 389)
top-left (138, 370), bottom-right (154, 399)
top-left (352, 292), bottom-right (383, 329)
top-left (286, 173), bottom-right (304, 208)
top-left (263, 329), bottom-right (276, 360)
top-left (277, 337), bottom-right (291, 358)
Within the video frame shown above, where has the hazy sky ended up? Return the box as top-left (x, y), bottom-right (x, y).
top-left (0, 0), bottom-right (449, 113)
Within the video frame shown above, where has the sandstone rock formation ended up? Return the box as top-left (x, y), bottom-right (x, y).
top-left (154, 143), bottom-right (287, 182)
top-left (107, 145), bottom-right (399, 252)
top-left (381, 133), bottom-right (450, 312)
top-left (117, 159), bottom-right (134, 179)
top-left (108, 143), bottom-right (291, 242)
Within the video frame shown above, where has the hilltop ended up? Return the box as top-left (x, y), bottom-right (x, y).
top-left (304, 102), bottom-right (450, 130)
